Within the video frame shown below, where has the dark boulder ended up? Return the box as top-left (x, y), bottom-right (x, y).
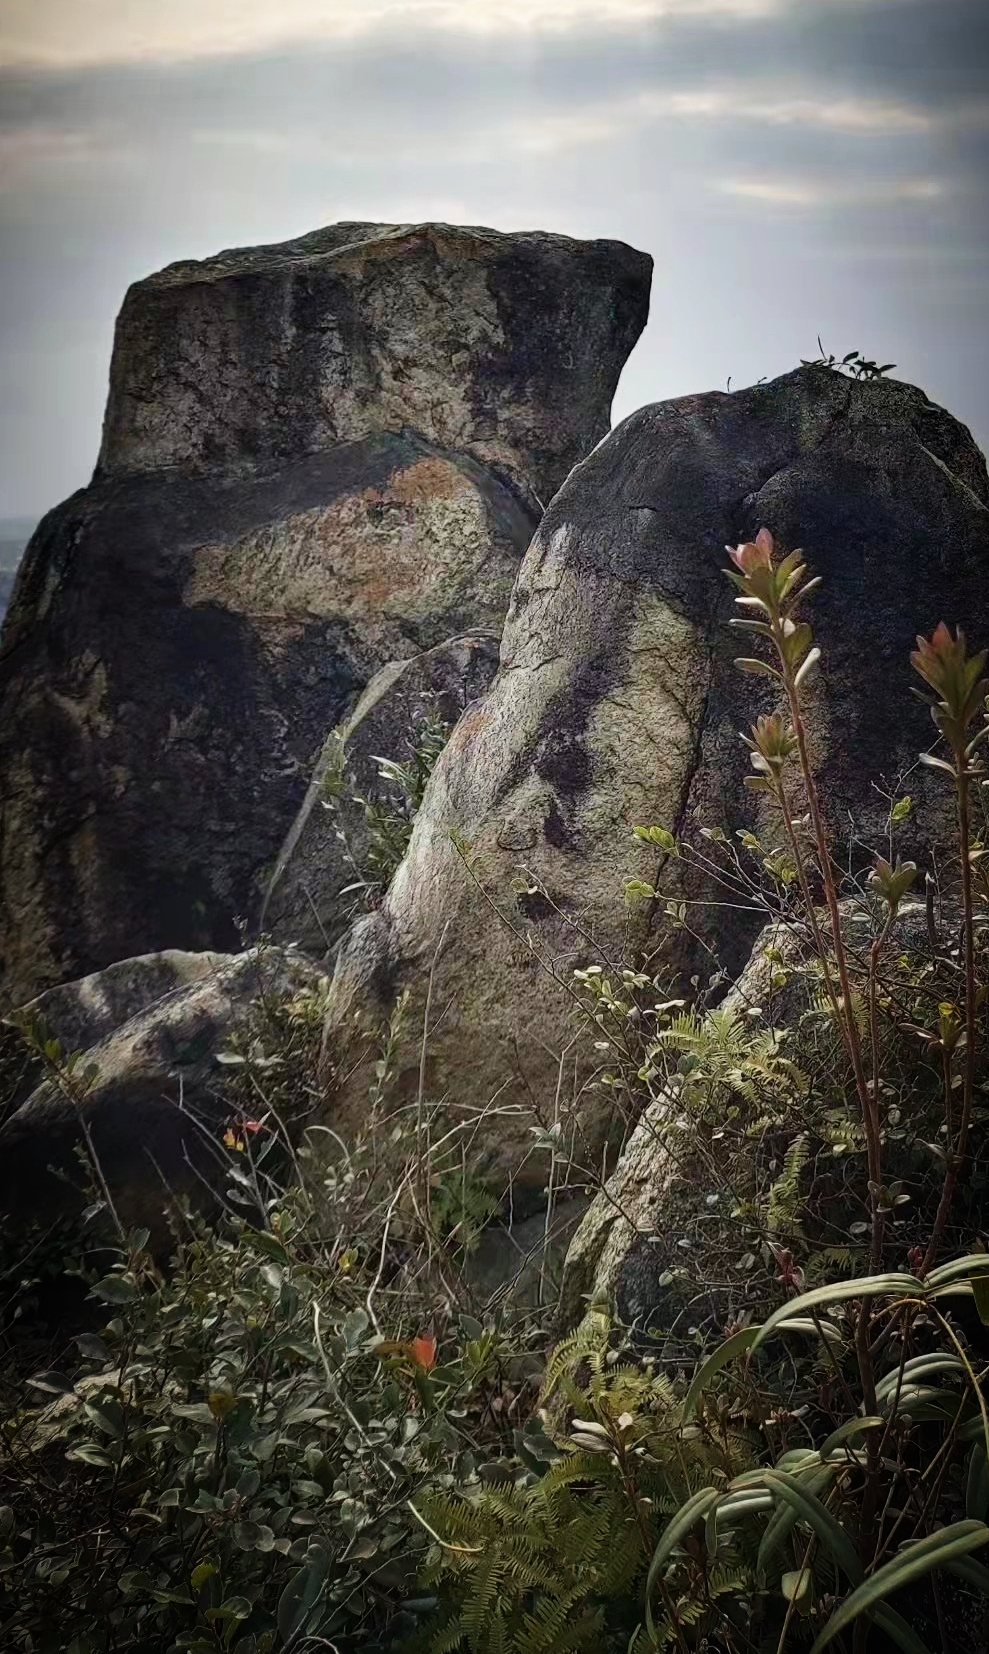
top-left (0, 946), bottom-right (322, 1250)
top-left (318, 367), bottom-right (989, 1200)
top-left (0, 222), bottom-right (651, 1006)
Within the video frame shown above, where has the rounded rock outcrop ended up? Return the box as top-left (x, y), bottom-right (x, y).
top-left (318, 366), bottom-right (989, 1201)
top-left (0, 221), bottom-right (652, 1006)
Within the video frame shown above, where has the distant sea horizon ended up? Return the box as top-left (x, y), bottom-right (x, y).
top-left (0, 518), bottom-right (36, 566)
top-left (0, 518), bottom-right (36, 624)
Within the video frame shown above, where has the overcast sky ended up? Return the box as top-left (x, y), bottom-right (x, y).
top-left (1, 0), bottom-right (987, 523)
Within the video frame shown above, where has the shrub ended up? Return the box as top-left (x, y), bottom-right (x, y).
top-left (418, 531), bottom-right (989, 1651)
top-left (321, 706), bottom-right (449, 918)
top-left (0, 1104), bottom-right (542, 1654)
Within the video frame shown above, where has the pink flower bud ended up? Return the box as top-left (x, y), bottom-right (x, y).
top-left (726, 527), bottom-right (774, 573)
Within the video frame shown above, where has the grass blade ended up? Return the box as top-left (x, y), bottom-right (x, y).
top-left (809, 1522), bottom-right (989, 1653)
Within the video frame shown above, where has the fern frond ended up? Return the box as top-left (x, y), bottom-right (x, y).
top-left (765, 1132), bottom-right (810, 1240)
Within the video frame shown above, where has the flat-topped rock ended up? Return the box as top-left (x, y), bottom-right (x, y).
top-left (96, 221), bottom-right (653, 508)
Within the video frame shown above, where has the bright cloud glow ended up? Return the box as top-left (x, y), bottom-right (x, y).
top-left (0, 0), bottom-right (843, 70)
top-left (654, 89), bottom-right (939, 132)
top-left (460, 84), bottom-right (962, 162)
top-left (716, 174), bottom-right (952, 207)
top-left (0, 127), bottom-right (126, 191)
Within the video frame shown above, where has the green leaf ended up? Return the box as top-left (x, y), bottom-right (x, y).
top-left (734, 657), bottom-right (782, 679)
top-left (972, 1272), bottom-right (989, 1326)
top-left (27, 1370), bottom-right (76, 1395)
top-left (216, 1597), bottom-right (252, 1621)
top-left (774, 1317), bottom-right (843, 1346)
top-left (945, 1553), bottom-right (989, 1596)
top-left (277, 1548), bottom-right (329, 1648)
top-left (682, 1326), bottom-right (758, 1420)
top-left (761, 1469), bottom-right (862, 1582)
top-left (632, 824), bottom-right (677, 852)
top-left (781, 1568), bottom-right (813, 1607)
top-left (751, 1273), bottom-right (919, 1350)
top-left (918, 752), bottom-right (957, 776)
top-left (794, 647), bottom-right (821, 686)
top-left (782, 623), bottom-right (813, 668)
top-left (248, 1228), bottom-right (291, 1265)
top-left (967, 1444), bottom-right (989, 1521)
top-left (645, 1489), bottom-right (720, 1637)
top-left (871, 1604), bottom-right (933, 1654)
top-left (927, 1252), bottom-right (989, 1293)
top-left (66, 1442), bottom-right (114, 1467)
top-left (92, 1274), bottom-right (138, 1305)
top-left (84, 1398), bottom-right (125, 1439)
top-left (756, 1466), bottom-right (837, 1581)
top-left (74, 1333), bottom-right (110, 1362)
top-left (875, 1354), bottom-right (964, 1405)
top-left (119, 1568), bottom-right (155, 1594)
top-left (819, 1416), bottom-right (884, 1459)
top-left (715, 1490), bottom-right (775, 1527)
top-left (809, 1522), bottom-right (989, 1653)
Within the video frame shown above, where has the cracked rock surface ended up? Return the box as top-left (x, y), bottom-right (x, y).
top-left (261, 630), bottom-right (502, 960)
top-left (320, 366), bottom-right (989, 1202)
top-left (0, 221), bottom-right (651, 1007)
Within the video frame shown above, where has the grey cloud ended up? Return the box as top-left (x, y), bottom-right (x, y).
top-left (0, 0), bottom-right (986, 516)
top-left (2, 0), bottom-right (987, 139)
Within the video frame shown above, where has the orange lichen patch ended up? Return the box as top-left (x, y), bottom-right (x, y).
top-left (443, 703), bottom-right (490, 753)
top-left (183, 455), bottom-right (502, 627)
top-left (388, 457), bottom-right (469, 506)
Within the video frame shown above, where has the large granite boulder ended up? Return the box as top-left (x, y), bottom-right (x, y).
top-left (0, 222), bottom-right (651, 1008)
top-left (318, 366), bottom-right (989, 1205)
top-left (0, 945), bottom-right (323, 1249)
top-left (261, 630), bottom-right (501, 959)
top-left (96, 220), bottom-right (652, 513)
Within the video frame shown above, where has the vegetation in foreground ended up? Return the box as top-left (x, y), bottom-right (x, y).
top-left (3, 471), bottom-right (989, 1652)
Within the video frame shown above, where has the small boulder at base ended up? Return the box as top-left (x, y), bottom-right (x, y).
top-left (0, 946), bottom-right (323, 1250)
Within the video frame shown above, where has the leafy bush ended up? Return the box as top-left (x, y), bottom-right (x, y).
top-left (0, 1107), bottom-right (540, 1654)
top-left (418, 531), bottom-right (989, 1650)
top-left (321, 707), bottom-right (449, 918)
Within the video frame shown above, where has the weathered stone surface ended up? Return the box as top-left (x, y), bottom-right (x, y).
top-left (262, 631), bottom-right (501, 958)
top-left (97, 221), bottom-right (653, 511)
top-left (0, 221), bottom-right (651, 1009)
top-left (0, 435), bottom-right (534, 1008)
top-left (319, 367), bottom-right (989, 1204)
top-left (1, 949), bottom-right (228, 1120)
top-left (0, 946), bottom-right (321, 1248)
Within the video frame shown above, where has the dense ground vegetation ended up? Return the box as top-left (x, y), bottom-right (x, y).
top-left (3, 497), bottom-right (989, 1652)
